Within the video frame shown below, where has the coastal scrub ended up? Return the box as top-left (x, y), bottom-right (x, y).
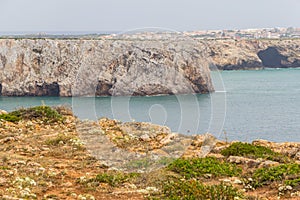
top-left (221, 142), bottom-right (290, 163)
top-left (167, 157), bottom-right (242, 179)
top-left (250, 163), bottom-right (300, 188)
top-left (159, 180), bottom-right (244, 200)
top-left (0, 106), bottom-right (63, 123)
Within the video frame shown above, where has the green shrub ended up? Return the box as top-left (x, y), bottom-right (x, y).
top-left (221, 142), bottom-right (289, 163)
top-left (285, 178), bottom-right (300, 187)
top-left (251, 163), bottom-right (300, 188)
top-left (0, 113), bottom-right (21, 122)
top-left (9, 106), bottom-right (63, 123)
top-left (167, 157), bottom-right (241, 179)
top-left (157, 179), bottom-right (243, 200)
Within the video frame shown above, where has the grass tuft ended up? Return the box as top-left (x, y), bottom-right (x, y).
top-left (221, 142), bottom-right (289, 163)
top-left (78, 172), bottom-right (140, 187)
top-left (45, 134), bottom-right (74, 146)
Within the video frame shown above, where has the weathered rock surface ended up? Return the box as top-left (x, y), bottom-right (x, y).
top-left (253, 139), bottom-right (300, 160)
top-left (1, 36), bottom-right (299, 96)
top-left (0, 38), bottom-right (213, 96)
top-left (207, 39), bottom-right (300, 70)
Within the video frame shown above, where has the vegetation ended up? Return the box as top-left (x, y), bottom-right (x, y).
top-left (221, 142), bottom-right (290, 163)
top-left (2, 105), bottom-right (300, 199)
top-left (285, 178), bottom-right (300, 187)
top-left (79, 172), bottom-right (140, 187)
top-left (250, 163), bottom-right (300, 188)
top-left (45, 134), bottom-right (74, 146)
top-left (0, 106), bottom-right (63, 123)
top-left (125, 157), bottom-right (175, 170)
top-left (0, 113), bottom-right (21, 122)
top-left (0, 166), bottom-right (10, 170)
top-left (154, 179), bottom-right (243, 200)
top-left (167, 157), bottom-right (242, 179)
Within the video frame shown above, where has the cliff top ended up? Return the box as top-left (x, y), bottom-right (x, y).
top-left (1, 106), bottom-right (300, 199)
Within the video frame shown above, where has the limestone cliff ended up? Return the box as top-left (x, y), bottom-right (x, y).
top-left (207, 39), bottom-right (300, 70)
top-left (1, 37), bottom-right (299, 96)
top-left (0, 38), bottom-right (213, 96)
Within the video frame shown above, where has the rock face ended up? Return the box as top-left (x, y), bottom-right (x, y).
top-left (1, 36), bottom-right (299, 96)
top-left (0, 38), bottom-right (213, 96)
top-left (207, 39), bottom-right (300, 70)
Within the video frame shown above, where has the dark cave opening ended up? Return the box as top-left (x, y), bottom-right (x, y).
top-left (257, 47), bottom-right (287, 68)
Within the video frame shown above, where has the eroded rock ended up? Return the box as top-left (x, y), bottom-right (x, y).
top-left (0, 37), bottom-right (213, 96)
top-left (208, 39), bottom-right (300, 70)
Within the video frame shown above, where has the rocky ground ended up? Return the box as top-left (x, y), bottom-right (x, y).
top-left (1, 106), bottom-right (300, 199)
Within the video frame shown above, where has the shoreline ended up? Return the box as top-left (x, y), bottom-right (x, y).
top-left (1, 38), bottom-right (300, 97)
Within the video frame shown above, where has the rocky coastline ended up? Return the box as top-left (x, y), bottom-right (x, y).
top-left (1, 106), bottom-right (300, 199)
top-left (208, 38), bottom-right (300, 70)
top-left (0, 37), bottom-right (300, 97)
top-left (0, 37), bottom-right (213, 97)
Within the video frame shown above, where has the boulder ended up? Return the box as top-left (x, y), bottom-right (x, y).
top-left (0, 109), bottom-right (8, 114)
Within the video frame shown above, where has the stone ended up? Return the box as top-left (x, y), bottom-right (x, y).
top-left (0, 177), bottom-right (7, 185)
top-left (233, 179), bottom-right (243, 184)
top-left (294, 152), bottom-right (300, 160)
top-left (0, 137), bottom-right (16, 144)
top-left (227, 156), bottom-right (261, 167)
top-left (220, 178), bottom-right (231, 183)
top-left (124, 183), bottom-right (137, 189)
top-left (62, 182), bottom-right (73, 187)
top-left (219, 177), bottom-right (242, 185)
top-left (146, 186), bottom-right (159, 192)
top-left (0, 109), bottom-right (8, 114)
top-left (140, 134), bottom-right (150, 142)
top-left (259, 160), bottom-right (280, 168)
top-left (207, 153), bottom-right (225, 159)
top-left (151, 149), bottom-right (169, 157)
top-left (160, 133), bottom-right (176, 145)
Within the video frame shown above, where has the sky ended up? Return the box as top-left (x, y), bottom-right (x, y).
top-left (0, 0), bottom-right (299, 33)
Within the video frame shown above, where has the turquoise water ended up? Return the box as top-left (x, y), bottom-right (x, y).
top-left (1, 68), bottom-right (299, 142)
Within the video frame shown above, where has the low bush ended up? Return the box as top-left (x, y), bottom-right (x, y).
top-left (285, 178), bottom-right (300, 187)
top-left (251, 163), bottom-right (300, 188)
top-left (167, 157), bottom-right (241, 179)
top-left (221, 142), bottom-right (289, 163)
top-left (0, 106), bottom-right (63, 123)
top-left (0, 113), bottom-right (21, 122)
top-left (156, 179), bottom-right (243, 200)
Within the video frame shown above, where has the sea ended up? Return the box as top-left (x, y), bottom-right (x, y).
top-left (1, 68), bottom-right (299, 142)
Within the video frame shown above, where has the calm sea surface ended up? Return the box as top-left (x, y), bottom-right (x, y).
top-left (1, 68), bottom-right (299, 142)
